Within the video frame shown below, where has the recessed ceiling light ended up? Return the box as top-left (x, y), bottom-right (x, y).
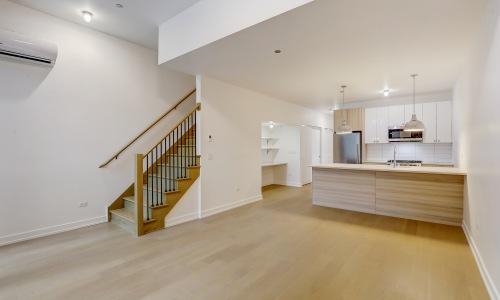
top-left (82, 11), bottom-right (93, 23)
top-left (383, 90), bottom-right (389, 97)
top-left (274, 50), bottom-right (281, 54)
top-left (115, 4), bottom-right (123, 8)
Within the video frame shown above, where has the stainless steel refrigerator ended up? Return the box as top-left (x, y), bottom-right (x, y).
top-left (333, 131), bottom-right (362, 164)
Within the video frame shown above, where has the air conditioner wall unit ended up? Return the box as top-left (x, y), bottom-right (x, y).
top-left (0, 28), bottom-right (58, 67)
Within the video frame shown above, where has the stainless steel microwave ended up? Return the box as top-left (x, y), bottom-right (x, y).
top-left (388, 125), bottom-right (423, 142)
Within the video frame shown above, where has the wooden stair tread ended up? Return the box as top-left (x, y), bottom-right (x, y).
top-left (111, 208), bottom-right (158, 224)
top-left (156, 164), bottom-right (200, 168)
top-left (144, 218), bottom-right (157, 224)
top-left (123, 196), bottom-right (170, 208)
top-left (147, 174), bottom-right (193, 180)
top-left (151, 203), bottom-right (169, 209)
top-left (165, 190), bottom-right (181, 195)
top-left (110, 208), bottom-right (134, 223)
top-left (123, 196), bottom-right (135, 202)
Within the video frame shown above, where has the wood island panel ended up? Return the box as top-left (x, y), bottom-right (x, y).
top-left (312, 168), bottom-right (376, 213)
top-left (375, 172), bottom-right (464, 226)
top-left (312, 165), bottom-right (466, 226)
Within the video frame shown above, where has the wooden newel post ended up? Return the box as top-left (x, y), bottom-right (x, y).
top-left (135, 154), bottom-right (144, 236)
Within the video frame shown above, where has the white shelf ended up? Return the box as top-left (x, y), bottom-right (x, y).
top-left (261, 147), bottom-right (279, 154)
top-left (261, 162), bottom-right (287, 167)
top-left (261, 137), bottom-right (278, 144)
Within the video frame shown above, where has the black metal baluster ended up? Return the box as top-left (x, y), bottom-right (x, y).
top-left (163, 137), bottom-right (166, 203)
top-left (192, 113), bottom-right (195, 166)
top-left (150, 152), bottom-right (153, 213)
top-left (155, 142), bottom-right (162, 206)
top-left (188, 114), bottom-right (191, 166)
top-left (186, 118), bottom-right (189, 175)
top-left (176, 127), bottom-right (179, 180)
top-left (181, 120), bottom-right (184, 178)
top-left (194, 110), bottom-right (197, 166)
top-left (169, 132), bottom-right (173, 191)
top-left (146, 155), bottom-right (149, 220)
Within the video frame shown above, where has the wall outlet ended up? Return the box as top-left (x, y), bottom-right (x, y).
top-left (79, 201), bottom-right (88, 208)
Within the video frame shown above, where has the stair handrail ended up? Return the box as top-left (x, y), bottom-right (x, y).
top-left (144, 103), bottom-right (201, 157)
top-left (99, 89), bottom-right (196, 168)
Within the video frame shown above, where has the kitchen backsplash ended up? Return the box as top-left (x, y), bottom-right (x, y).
top-left (366, 143), bottom-right (452, 164)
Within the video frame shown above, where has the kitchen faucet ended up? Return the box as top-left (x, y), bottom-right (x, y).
top-left (393, 146), bottom-right (397, 168)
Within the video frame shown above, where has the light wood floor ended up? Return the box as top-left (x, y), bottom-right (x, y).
top-left (0, 185), bottom-right (489, 300)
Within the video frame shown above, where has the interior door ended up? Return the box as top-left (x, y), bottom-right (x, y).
top-left (311, 127), bottom-right (321, 165)
top-left (323, 129), bottom-right (334, 163)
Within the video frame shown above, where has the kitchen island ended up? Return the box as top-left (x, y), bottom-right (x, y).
top-left (312, 163), bottom-right (466, 226)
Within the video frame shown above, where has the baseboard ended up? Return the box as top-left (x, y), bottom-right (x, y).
top-left (165, 212), bottom-right (199, 228)
top-left (0, 216), bottom-right (107, 247)
top-left (274, 180), bottom-right (302, 187)
top-left (463, 222), bottom-right (499, 300)
top-left (201, 195), bottom-right (263, 218)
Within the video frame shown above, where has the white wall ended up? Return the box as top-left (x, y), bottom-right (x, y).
top-left (453, 0), bottom-right (500, 298)
top-left (0, 1), bottom-right (195, 245)
top-left (199, 75), bottom-right (332, 217)
top-left (158, 0), bottom-right (314, 64)
top-left (272, 125), bottom-right (302, 187)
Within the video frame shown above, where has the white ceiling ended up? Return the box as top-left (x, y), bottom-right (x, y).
top-left (9, 0), bottom-right (487, 112)
top-left (164, 0), bottom-right (487, 112)
top-left (8, 0), bottom-right (203, 49)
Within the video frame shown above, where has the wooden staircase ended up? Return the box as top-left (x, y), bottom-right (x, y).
top-left (107, 105), bottom-right (200, 236)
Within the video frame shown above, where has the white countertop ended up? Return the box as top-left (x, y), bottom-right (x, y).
top-left (311, 163), bottom-right (466, 175)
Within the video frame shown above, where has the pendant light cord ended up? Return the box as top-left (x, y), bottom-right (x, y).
top-left (411, 74), bottom-right (418, 114)
top-left (341, 85), bottom-right (347, 121)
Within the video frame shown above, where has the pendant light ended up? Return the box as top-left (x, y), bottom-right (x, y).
top-left (404, 74), bottom-right (425, 132)
top-left (336, 85), bottom-right (352, 134)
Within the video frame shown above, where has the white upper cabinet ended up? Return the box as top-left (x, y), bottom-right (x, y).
top-left (365, 101), bottom-right (451, 144)
top-left (377, 107), bottom-right (389, 143)
top-left (364, 107), bottom-right (388, 143)
top-left (422, 102), bottom-right (437, 143)
top-left (404, 103), bottom-right (423, 125)
top-left (436, 101), bottom-right (452, 143)
top-left (364, 107), bottom-right (377, 144)
top-left (422, 101), bottom-right (452, 143)
top-left (388, 105), bottom-right (405, 126)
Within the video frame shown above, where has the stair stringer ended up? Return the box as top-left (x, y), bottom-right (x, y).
top-left (143, 165), bottom-right (200, 234)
